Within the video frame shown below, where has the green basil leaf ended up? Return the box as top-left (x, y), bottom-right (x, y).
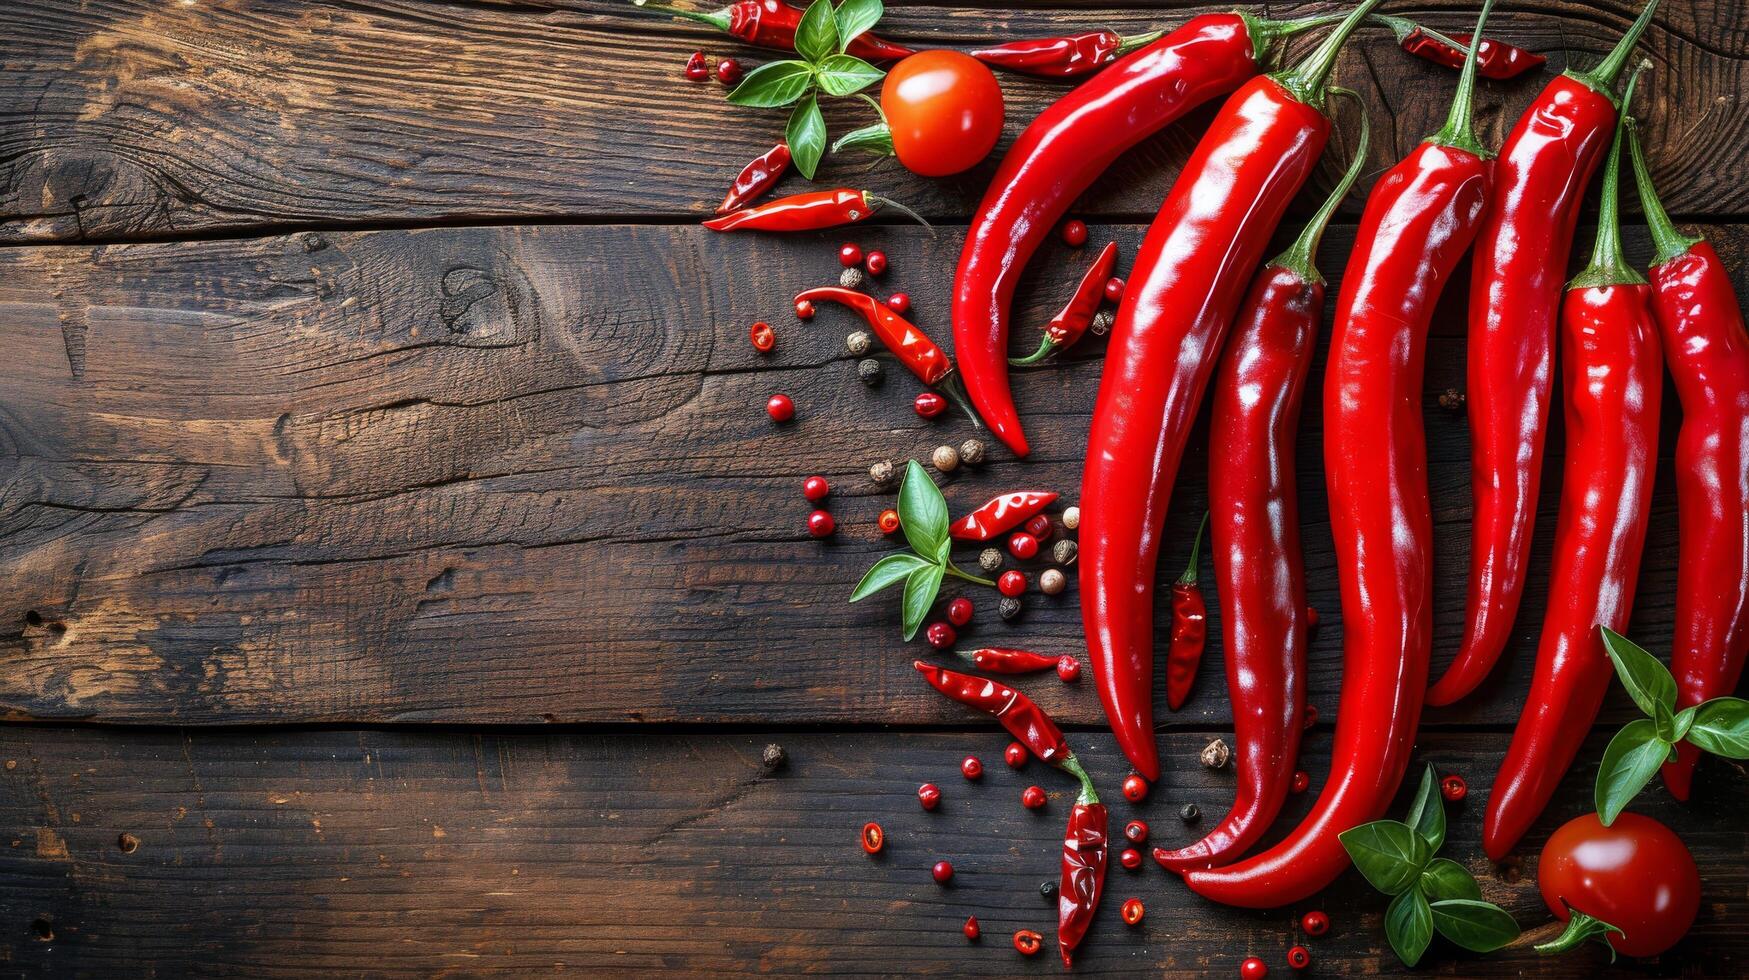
top-left (831, 120), bottom-right (894, 155)
top-left (1600, 626), bottom-right (1677, 719)
top-left (1594, 718), bottom-right (1669, 825)
top-left (1419, 858), bottom-right (1482, 902)
top-left (814, 54), bottom-right (884, 97)
top-left (1686, 697), bottom-right (1749, 758)
top-left (900, 563), bottom-right (944, 641)
top-left (832, 0), bottom-right (882, 51)
top-left (785, 94), bottom-right (827, 180)
top-left (726, 60), bottom-right (816, 108)
top-left (1654, 697), bottom-right (1677, 742)
top-left (849, 553), bottom-right (931, 602)
top-left (1430, 899), bottom-right (1520, 953)
top-left (1385, 887), bottom-right (1433, 968)
top-left (794, 0), bottom-right (838, 63)
top-left (1403, 763), bottom-right (1445, 852)
top-left (1673, 705), bottom-right (1697, 743)
top-left (898, 460), bottom-right (949, 566)
top-left (1339, 820), bottom-right (1429, 896)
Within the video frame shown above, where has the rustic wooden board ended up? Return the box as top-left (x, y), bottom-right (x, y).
top-left (0, 727), bottom-right (1742, 976)
top-left (3, 0), bottom-right (1746, 241)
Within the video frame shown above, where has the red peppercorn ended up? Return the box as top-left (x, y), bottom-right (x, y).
top-left (684, 51), bottom-right (710, 80)
top-left (1124, 820), bottom-right (1149, 845)
top-left (794, 298), bottom-right (815, 320)
top-left (1305, 605), bottom-right (1320, 629)
top-left (864, 250), bottom-right (888, 276)
top-left (714, 58), bottom-right (742, 84)
top-left (1121, 897), bottom-right (1145, 926)
top-left (887, 292), bottom-right (910, 314)
top-left (961, 755), bottom-right (983, 780)
top-left (1024, 513), bottom-right (1052, 541)
top-left (1240, 957), bottom-right (1268, 980)
top-left (925, 621), bottom-right (956, 649)
top-left (963, 915), bottom-right (980, 941)
top-left (878, 508), bottom-right (901, 535)
top-left (806, 509), bottom-right (835, 538)
top-left (1300, 910), bottom-right (1328, 936)
top-left (1057, 656), bottom-right (1081, 683)
top-left (860, 822), bottom-right (883, 855)
top-left (914, 391), bottom-right (947, 419)
top-left (1121, 773), bottom-right (1148, 803)
top-left (1119, 847), bottom-right (1142, 870)
top-left (1291, 771), bottom-right (1309, 794)
top-left (838, 243), bottom-right (863, 267)
top-left (1060, 219), bottom-right (1088, 247)
top-left (1013, 930), bottom-right (1042, 956)
top-left (1103, 276), bottom-right (1126, 303)
top-left (1022, 785), bottom-right (1047, 810)
top-left (997, 570), bottom-right (1026, 597)
top-left (932, 860), bottom-right (954, 884)
top-left (1004, 741), bottom-right (1027, 769)
top-left (1008, 532), bottom-right (1039, 560)
top-left (766, 393), bottom-right (794, 422)
top-left (947, 597), bottom-right (973, 626)
top-left (1288, 946), bottom-right (1310, 970)
top-left (749, 320), bottom-right (775, 353)
top-left (918, 783), bottom-right (941, 811)
top-left (1441, 774), bottom-right (1467, 802)
top-left (802, 475), bottom-right (830, 501)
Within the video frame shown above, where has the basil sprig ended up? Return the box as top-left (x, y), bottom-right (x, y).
top-left (850, 460), bottom-right (993, 640)
top-left (726, 0), bottom-right (886, 179)
top-left (1593, 626), bottom-right (1749, 824)
top-left (1339, 765), bottom-right (1520, 967)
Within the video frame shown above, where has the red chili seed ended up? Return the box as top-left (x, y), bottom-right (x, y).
top-left (963, 915), bottom-right (980, 941)
top-left (878, 508), bottom-right (901, 534)
top-left (749, 320), bottom-right (775, 353)
top-left (794, 298), bottom-right (815, 320)
top-left (932, 860), bottom-right (954, 884)
top-left (1288, 945), bottom-right (1311, 970)
top-left (1441, 774), bottom-right (1467, 802)
top-left (1122, 773), bottom-right (1148, 803)
top-left (947, 597), bottom-right (974, 626)
top-left (860, 822), bottom-right (883, 854)
top-left (1056, 656), bottom-right (1081, 683)
top-left (1124, 820), bottom-right (1149, 845)
top-left (1024, 513), bottom-right (1052, 541)
top-left (925, 621), bottom-right (956, 649)
top-left (1013, 930), bottom-right (1042, 956)
top-left (1121, 897), bottom-right (1145, 926)
top-left (684, 51), bottom-right (710, 80)
top-left (918, 782), bottom-right (941, 811)
top-left (997, 570), bottom-right (1027, 597)
top-left (1240, 957), bottom-right (1268, 980)
top-left (714, 58), bottom-right (742, 84)
top-left (887, 292), bottom-right (910, 314)
top-left (1004, 741), bottom-right (1027, 769)
top-left (864, 250), bottom-right (888, 276)
top-left (1300, 910), bottom-right (1328, 936)
top-left (914, 391), bottom-right (947, 419)
top-left (1008, 532), bottom-right (1039, 560)
top-left (1291, 771), bottom-right (1309, 794)
top-left (1104, 276), bottom-right (1126, 303)
top-left (802, 475), bottom-right (830, 501)
top-left (961, 755), bottom-right (983, 780)
top-left (1119, 847), bottom-right (1142, 870)
top-left (1060, 219), bottom-right (1088, 247)
top-left (766, 393), bottom-right (794, 422)
top-left (806, 509), bottom-right (835, 538)
top-left (1022, 785), bottom-right (1047, 810)
top-left (839, 243), bottom-right (863, 267)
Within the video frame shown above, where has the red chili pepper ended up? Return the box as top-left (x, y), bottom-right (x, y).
top-left (1011, 242), bottom-right (1119, 366)
top-left (1058, 787), bottom-right (1108, 966)
top-left (949, 492), bottom-right (1058, 541)
top-left (703, 189), bottom-right (927, 233)
top-left (1164, 513), bottom-right (1210, 711)
top-left (1627, 122), bottom-right (1749, 801)
top-left (1485, 71), bottom-right (1661, 861)
top-left (914, 660), bottom-right (1070, 764)
top-left (960, 647), bottom-right (1060, 674)
top-left (792, 288), bottom-right (977, 421)
top-left (951, 7), bottom-right (1349, 456)
top-left (631, 0), bottom-right (914, 62)
top-left (1153, 117), bottom-right (1368, 873)
top-left (1432, 0), bottom-right (1659, 708)
top-left (1184, 3), bottom-right (1496, 906)
top-left (1376, 14), bottom-right (1546, 80)
top-left (971, 29), bottom-right (1165, 79)
top-left (717, 142), bottom-right (791, 213)
top-left (1081, 1), bottom-right (1378, 782)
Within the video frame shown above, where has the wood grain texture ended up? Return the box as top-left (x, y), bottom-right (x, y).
top-left (2, 0), bottom-right (1746, 240)
top-left (1, 221), bottom-right (1738, 725)
top-left (0, 727), bottom-right (1743, 976)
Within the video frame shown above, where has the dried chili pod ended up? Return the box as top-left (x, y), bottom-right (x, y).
top-left (971, 30), bottom-right (1164, 79)
top-left (949, 491), bottom-right (1058, 541)
top-left (1057, 758), bottom-right (1107, 967)
top-left (717, 142), bottom-right (791, 213)
top-left (1012, 242), bottom-right (1119, 365)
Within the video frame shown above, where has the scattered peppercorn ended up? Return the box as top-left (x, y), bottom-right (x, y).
top-left (868, 459), bottom-right (896, 487)
top-left (1300, 910), bottom-right (1329, 936)
top-left (766, 393), bottom-right (794, 422)
top-left (1051, 539), bottom-right (1078, 565)
top-left (860, 822), bottom-right (884, 854)
top-left (1441, 774), bottom-right (1467, 802)
top-left (1180, 803), bottom-right (1201, 823)
top-left (1121, 897), bottom-right (1146, 927)
top-left (1291, 771), bottom-right (1310, 794)
top-left (749, 320), bottom-right (775, 353)
top-left (1439, 387), bottom-right (1466, 411)
top-left (997, 570), bottom-right (1026, 597)
top-left (1025, 513), bottom-right (1053, 540)
top-left (762, 743), bottom-right (787, 770)
top-left (963, 916), bottom-right (980, 941)
top-left (1022, 785), bottom-right (1047, 810)
top-left (1090, 310), bottom-right (1114, 336)
top-left (839, 266), bottom-right (866, 289)
top-left (839, 243), bottom-right (863, 267)
top-left (932, 860), bottom-right (954, 884)
top-left (1119, 847), bottom-right (1142, 870)
top-left (915, 392), bottom-right (947, 419)
top-left (847, 330), bottom-right (874, 356)
top-left (978, 548), bottom-right (1003, 572)
top-left (1039, 880), bottom-right (1058, 901)
top-left (1121, 773), bottom-right (1148, 802)
top-left (878, 508), bottom-right (901, 534)
top-left (1062, 505), bottom-right (1081, 530)
top-left (1004, 741), bottom-right (1027, 769)
top-left (932, 445), bottom-right (960, 472)
top-left (807, 509), bottom-right (835, 538)
top-left (957, 438), bottom-right (986, 466)
top-left (1124, 820), bottom-right (1149, 845)
top-left (1104, 276), bottom-right (1126, 303)
top-left (857, 358), bottom-right (884, 386)
top-left (1060, 219), bottom-right (1088, 247)
top-left (1008, 532), bottom-right (1038, 559)
top-left (1014, 929), bottom-right (1043, 957)
top-left (947, 597), bottom-right (973, 627)
top-left (795, 298), bottom-right (815, 320)
top-left (1039, 568), bottom-right (1066, 595)
top-left (925, 621), bottom-right (956, 649)
top-left (1200, 738), bottom-right (1231, 770)
top-left (918, 783), bottom-right (941, 811)
top-left (1051, 657), bottom-right (1078, 684)
top-left (887, 292), bottom-right (910, 314)
top-left (864, 250), bottom-right (888, 276)
top-left (961, 756), bottom-right (983, 780)
top-left (998, 596), bottom-right (1023, 621)
top-left (1288, 945), bottom-right (1311, 970)
top-left (803, 475), bottom-right (830, 501)
top-left (715, 57), bottom-right (742, 84)
top-left (684, 50), bottom-right (710, 80)
top-left (1240, 956), bottom-right (1268, 980)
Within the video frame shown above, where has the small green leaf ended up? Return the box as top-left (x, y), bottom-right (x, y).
top-left (1600, 626), bottom-right (1677, 718)
top-left (1385, 887), bottom-right (1433, 968)
top-left (1686, 697), bottom-right (1749, 758)
top-left (794, 0), bottom-right (839, 63)
top-left (726, 60), bottom-right (816, 108)
top-left (785, 94), bottom-right (827, 180)
top-left (831, 121), bottom-right (894, 155)
top-left (1594, 718), bottom-right (1669, 825)
top-left (897, 460), bottom-right (949, 566)
top-left (1654, 697), bottom-right (1678, 742)
top-left (1430, 899), bottom-right (1520, 953)
top-left (1403, 763), bottom-right (1446, 852)
top-left (900, 563), bottom-right (944, 640)
top-left (1673, 705), bottom-right (1697, 742)
top-left (849, 553), bottom-right (930, 602)
top-left (1339, 820), bottom-right (1430, 896)
top-left (832, 0), bottom-right (882, 51)
top-left (815, 54), bottom-right (884, 96)
top-left (1419, 858), bottom-right (1482, 902)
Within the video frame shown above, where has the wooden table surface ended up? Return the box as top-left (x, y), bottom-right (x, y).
top-left (2, 1), bottom-right (1747, 975)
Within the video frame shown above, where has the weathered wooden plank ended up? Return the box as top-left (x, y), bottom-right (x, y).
top-left (0, 221), bottom-right (1733, 725)
top-left (2, 1), bottom-right (1745, 241)
top-left (0, 727), bottom-right (1742, 975)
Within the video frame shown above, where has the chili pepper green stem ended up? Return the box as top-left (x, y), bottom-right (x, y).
top-left (1114, 29), bottom-right (1167, 57)
top-left (1176, 511), bottom-right (1210, 586)
top-left (1272, 0), bottom-right (1386, 111)
top-left (1570, 63), bottom-right (1649, 290)
top-left (1057, 752), bottom-right (1101, 805)
top-left (936, 373), bottom-right (983, 426)
top-left (1428, 0), bottom-right (1495, 158)
top-left (1239, 11), bottom-right (1349, 64)
top-left (1534, 907), bottom-right (1626, 962)
top-left (1569, 0), bottom-right (1660, 100)
top-left (1271, 88), bottom-right (1371, 285)
top-left (630, 0), bottom-right (730, 32)
top-left (944, 562), bottom-right (995, 588)
top-left (1374, 13), bottom-right (1458, 50)
top-left (864, 193), bottom-right (934, 236)
top-left (1009, 335), bottom-right (1058, 366)
top-left (1626, 118), bottom-right (1702, 266)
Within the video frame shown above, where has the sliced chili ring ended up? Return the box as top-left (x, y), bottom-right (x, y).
top-left (860, 822), bottom-right (884, 855)
top-left (1121, 897), bottom-right (1145, 926)
top-left (1013, 929), bottom-right (1043, 956)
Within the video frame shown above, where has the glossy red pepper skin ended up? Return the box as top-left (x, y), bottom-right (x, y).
top-left (1057, 800), bottom-right (1108, 966)
top-left (1164, 516), bottom-right (1210, 711)
top-left (961, 647), bottom-right (1060, 674)
top-left (1400, 29), bottom-right (1545, 79)
top-left (915, 661), bottom-right (1069, 764)
top-left (949, 491), bottom-right (1057, 541)
top-left (1011, 242), bottom-right (1118, 366)
top-left (793, 287), bottom-right (953, 386)
top-left (637, 1), bottom-right (913, 62)
top-left (704, 189), bottom-right (880, 233)
top-left (971, 30), bottom-right (1163, 79)
top-left (716, 142), bottom-right (790, 213)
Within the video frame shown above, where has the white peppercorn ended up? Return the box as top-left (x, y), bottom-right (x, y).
top-left (958, 438), bottom-right (986, 466)
top-left (1039, 568), bottom-right (1066, 595)
top-left (932, 445), bottom-right (960, 473)
top-left (1062, 505), bottom-right (1081, 530)
top-left (847, 330), bottom-right (874, 356)
top-left (1051, 539), bottom-right (1078, 565)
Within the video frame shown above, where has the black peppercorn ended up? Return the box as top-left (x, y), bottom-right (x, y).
top-left (762, 743), bottom-right (787, 770)
top-left (1051, 539), bottom-right (1078, 565)
top-left (839, 266), bottom-right (866, 290)
top-left (857, 358), bottom-right (884, 387)
top-left (1179, 803), bottom-right (1201, 823)
top-left (958, 439), bottom-right (986, 466)
top-left (1039, 880), bottom-right (1058, 902)
top-left (998, 596), bottom-right (1022, 621)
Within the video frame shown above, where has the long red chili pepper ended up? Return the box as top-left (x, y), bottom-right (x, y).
top-left (791, 287), bottom-right (978, 423)
top-left (1011, 242), bottom-right (1118, 366)
top-left (703, 189), bottom-right (926, 233)
top-left (959, 647), bottom-right (1059, 674)
top-left (630, 0), bottom-right (914, 61)
top-left (1376, 14), bottom-right (1545, 79)
top-left (948, 491), bottom-right (1057, 541)
top-left (1627, 123), bottom-right (1749, 801)
top-left (1164, 513), bottom-right (1210, 711)
top-left (951, 7), bottom-right (1349, 457)
top-left (914, 660), bottom-right (1070, 764)
top-left (970, 29), bottom-right (1165, 79)
top-left (1154, 113), bottom-right (1369, 873)
top-left (1080, 0), bottom-right (1379, 782)
top-left (717, 142), bottom-right (790, 213)
top-left (1431, 0), bottom-right (1660, 707)
top-left (1057, 786), bottom-right (1107, 968)
top-left (1184, 2), bottom-right (1497, 905)
top-left (1485, 74), bottom-right (1660, 860)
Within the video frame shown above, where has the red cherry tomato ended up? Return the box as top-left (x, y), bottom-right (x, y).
top-left (714, 58), bottom-right (742, 85)
top-left (864, 250), bottom-right (889, 276)
top-left (1060, 219), bottom-right (1088, 247)
top-left (1537, 813), bottom-right (1700, 958)
top-left (860, 822), bottom-right (884, 854)
top-left (1119, 847), bottom-right (1142, 870)
top-left (806, 509), bottom-right (834, 538)
top-left (802, 475), bottom-right (830, 501)
top-left (766, 393), bottom-right (794, 422)
top-left (880, 51), bottom-right (1004, 177)
top-left (1008, 532), bottom-right (1039, 559)
top-left (946, 597), bottom-right (974, 626)
top-left (925, 621), bottom-right (956, 649)
top-left (997, 570), bottom-right (1027, 597)
top-left (1103, 276), bottom-right (1125, 303)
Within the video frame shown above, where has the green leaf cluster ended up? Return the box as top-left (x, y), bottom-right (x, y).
top-left (725, 0), bottom-right (886, 179)
top-left (849, 461), bottom-right (992, 640)
top-left (1339, 765), bottom-right (1520, 967)
top-left (1593, 626), bottom-right (1749, 823)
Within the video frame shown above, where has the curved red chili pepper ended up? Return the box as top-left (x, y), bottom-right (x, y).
top-left (1081, 1), bottom-right (1378, 782)
top-left (1154, 114), bottom-right (1368, 873)
top-left (1432, 0), bottom-right (1660, 707)
top-left (1057, 791), bottom-right (1107, 967)
top-left (1627, 124), bottom-right (1749, 801)
top-left (913, 661), bottom-right (1068, 764)
top-left (631, 0), bottom-right (914, 62)
top-left (971, 29), bottom-right (1164, 79)
top-left (949, 491), bottom-right (1058, 541)
top-left (1486, 77), bottom-right (1660, 860)
top-left (1011, 242), bottom-right (1118, 366)
top-left (790, 286), bottom-right (958, 391)
top-left (1184, 3), bottom-right (1496, 905)
top-left (1164, 513), bottom-right (1210, 711)
top-left (959, 647), bottom-right (1060, 674)
top-left (703, 189), bottom-right (926, 233)
top-left (951, 9), bottom-right (1346, 456)
top-left (717, 142), bottom-right (790, 213)
top-left (1376, 14), bottom-right (1545, 80)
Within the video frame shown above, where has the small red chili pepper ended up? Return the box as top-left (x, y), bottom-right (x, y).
top-left (632, 0), bottom-right (915, 62)
top-left (950, 492), bottom-right (1059, 541)
top-left (802, 475), bottom-right (829, 501)
top-left (704, 189), bottom-right (926, 234)
top-left (1165, 513), bottom-right (1210, 711)
top-left (793, 298), bottom-right (814, 320)
top-left (947, 597), bottom-right (973, 627)
top-left (765, 393), bottom-right (793, 422)
top-left (1023, 785), bottom-right (1048, 810)
top-left (1014, 929), bottom-right (1043, 956)
top-left (717, 143), bottom-right (790, 214)
top-left (1121, 773), bottom-right (1148, 803)
top-left (748, 320), bottom-right (775, 353)
top-left (1008, 532), bottom-right (1039, 560)
top-left (878, 509), bottom-right (901, 535)
top-left (963, 916), bottom-right (980, 941)
top-left (1057, 773), bottom-right (1108, 967)
top-left (971, 29), bottom-right (1165, 79)
top-left (932, 860), bottom-right (954, 884)
top-left (918, 662), bottom-right (1071, 765)
top-left (806, 510), bottom-right (834, 538)
top-left (997, 570), bottom-right (1027, 597)
top-left (1011, 242), bottom-right (1119, 366)
top-left (714, 57), bottom-right (742, 84)
top-left (1025, 514), bottom-right (1052, 541)
top-left (839, 243), bottom-right (863, 267)
top-left (965, 647), bottom-right (1059, 676)
top-left (961, 755), bottom-right (983, 780)
top-left (918, 783), bottom-right (941, 811)
top-left (864, 250), bottom-right (888, 276)
top-left (1288, 945), bottom-right (1311, 969)
top-left (887, 292), bottom-right (910, 315)
top-left (1121, 897), bottom-right (1145, 926)
top-left (914, 391), bottom-right (947, 419)
top-left (1119, 847), bottom-right (1142, 870)
top-left (1005, 741), bottom-right (1028, 769)
top-left (1377, 14), bottom-right (1546, 80)
top-left (860, 822), bottom-right (883, 854)
top-left (1441, 774), bottom-right (1467, 802)
top-left (1290, 771), bottom-right (1309, 794)
top-left (792, 288), bottom-right (976, 421)
top-left (1300, 910), bottom-right (1328, 936)
top-left (1056, 657), bottom-right (1080, 683)
top-left (1240, 957), bottom-right (1268, 980)
top-left (684, 50), bottom-right (710, 80)
top-left (925, 621), bottom-right (956, 649)
top-left (1124, 820), bottom-right (1148, 845)
top-left (1060, 219), bottom-right (1087, 247)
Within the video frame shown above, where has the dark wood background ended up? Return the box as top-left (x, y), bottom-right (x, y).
top-left (1, 0), bottom-right (1745, 974)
